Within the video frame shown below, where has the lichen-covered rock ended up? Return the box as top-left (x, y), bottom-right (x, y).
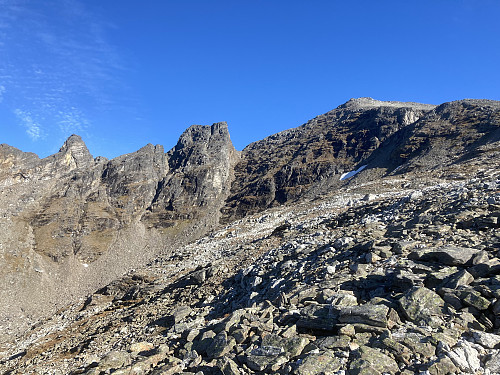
top-left (295, 350), bottom-right (342, 375)
top-left (398, 287), bottom-right (445, 327)
top-left (458, 289), bottom-right (491, 310)
top-left (349, 345), bottom-right (399, 374)
top-left (261, 334), bottom-right (309, 358)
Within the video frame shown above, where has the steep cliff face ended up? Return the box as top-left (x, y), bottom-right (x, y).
top-left (220, 99), bottom-right (500, 223)
top-left (143, 122), bottom-right (239, 235)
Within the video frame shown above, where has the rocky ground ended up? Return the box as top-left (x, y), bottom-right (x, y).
top-left (1, 162), bottom-right (499, 374)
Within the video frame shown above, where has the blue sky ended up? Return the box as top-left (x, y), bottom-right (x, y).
top-left (1, 0), bottom-right (499, 159)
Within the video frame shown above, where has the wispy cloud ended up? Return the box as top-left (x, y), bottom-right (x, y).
top-left (14, 109), bottom-right (42, 141)
top-left (0, 0), bottom-right (132, 146)
top-left (57, 107), bottom-right (89, 135)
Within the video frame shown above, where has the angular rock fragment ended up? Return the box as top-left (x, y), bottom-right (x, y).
top-left (206, 331), bottom-right (235, 359)
top-left (98, 351), bottom-right (131, 372)
top-left (217, 356), bottom-right (241, 375)
top-left (473, 331), bottom-right (500, 349)
top-left (484, 351), bottom-right (500, 373)
top-left (297, 304), bottom-right (339, 332)
top-left (446, 341), bottom-right (481, 373)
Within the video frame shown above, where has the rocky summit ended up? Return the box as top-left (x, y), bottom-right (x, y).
top-left (0, 98), bottom-right (499, 374)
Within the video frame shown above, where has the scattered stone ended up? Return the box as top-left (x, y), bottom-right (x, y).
top-left (129, 341), bottom-right (154, 353)
top-left (206, 332), bottom-right (235, 359)
top-left (171, 305), bottom-right (192, 324)
top-left (98, 351), bottom-right (131, 371)
top-left (217, 356), bottom-right (241, 375)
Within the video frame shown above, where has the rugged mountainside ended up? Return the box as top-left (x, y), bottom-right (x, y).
top-left (0, 122), bottom-right (238, 340)
top-left (221, 98), bottom-right (436, 222)
top-left (221, 98), bottom-right (500, 223)
top-left (0, 97), bottom-right (499, 374)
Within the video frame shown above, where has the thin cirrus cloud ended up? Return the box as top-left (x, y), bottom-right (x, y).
top-left (0, 0), bottom-right (128, 147)
top-left (14, 109), bottom-right (42, 141)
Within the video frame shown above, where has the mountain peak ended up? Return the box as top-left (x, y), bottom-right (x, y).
top-left (58, 134), bottom-right (93, 168)
top-left (341, 97), bottom-right (436, 111)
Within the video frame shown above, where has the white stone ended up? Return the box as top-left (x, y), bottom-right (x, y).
top-left (446, 341), bottom-right (481, 373)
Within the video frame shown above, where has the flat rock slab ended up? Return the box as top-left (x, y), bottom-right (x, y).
top-left (409, 246), bottom-right (479, 266)
top-left (339, 304), bottom-right (389, 328)
top-left (297, 304), bottom-right (339, 332)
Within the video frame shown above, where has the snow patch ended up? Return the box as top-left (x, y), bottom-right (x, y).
top-left (340, 165), bottom-right (367, 181)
